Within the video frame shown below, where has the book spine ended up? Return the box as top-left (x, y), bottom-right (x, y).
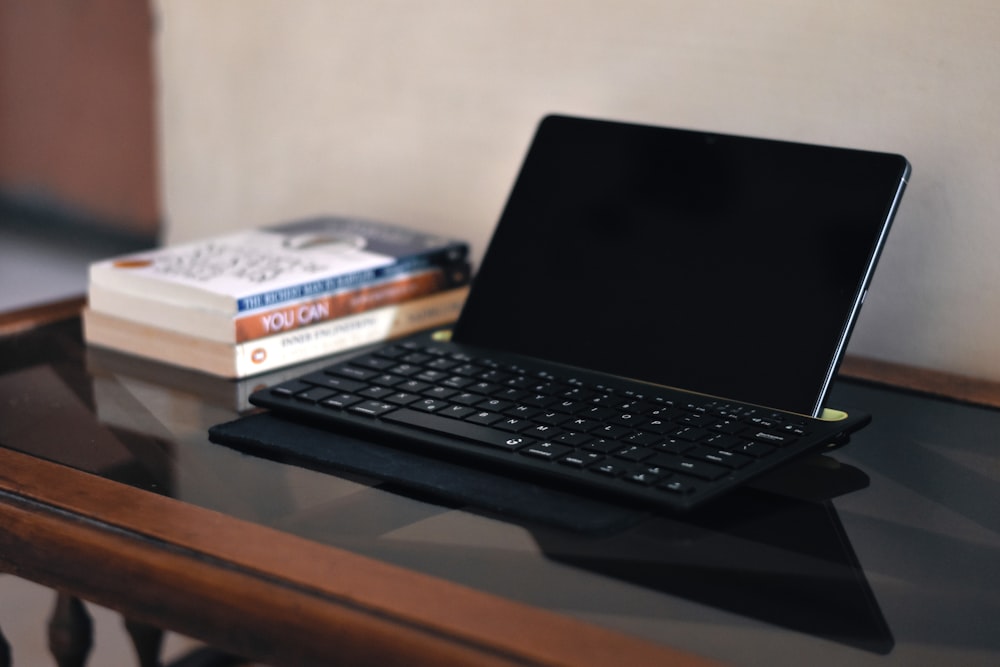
top-left (235, 243), bottom-right (468, 313)
top-left (232, 288), bottom-right (468, 376)
top-left (233, 261), bottom-right (469, 343)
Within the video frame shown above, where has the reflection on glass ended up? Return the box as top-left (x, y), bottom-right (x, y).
top-left (0, 318), bottom-right (894, 656)
top-left (534, 463), bottom-right (893, 654)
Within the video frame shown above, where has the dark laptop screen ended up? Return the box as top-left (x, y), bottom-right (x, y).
top-left (453, 115), bottom-right (909, 416)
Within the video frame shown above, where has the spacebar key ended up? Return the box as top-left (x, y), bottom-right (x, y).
top-left (382, 408), bottom-right (534, 451)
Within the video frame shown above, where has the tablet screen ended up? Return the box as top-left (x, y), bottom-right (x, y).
top-left (453, 115), bottom-right (909, 416)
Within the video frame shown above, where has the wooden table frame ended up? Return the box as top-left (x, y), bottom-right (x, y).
top-left (0, 299), bottom-right (720, 666)
top-left (3, 299), bottom-right (998, 666)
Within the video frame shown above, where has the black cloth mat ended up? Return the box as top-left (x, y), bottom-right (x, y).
top-left (208, 412), bottom-right (648, 534)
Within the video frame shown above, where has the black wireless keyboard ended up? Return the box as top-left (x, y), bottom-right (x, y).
top-left (249, 332), bottom-right (867, 513)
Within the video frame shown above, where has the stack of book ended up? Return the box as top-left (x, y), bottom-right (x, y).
top-left (83, 216), bottom-right (471, 378)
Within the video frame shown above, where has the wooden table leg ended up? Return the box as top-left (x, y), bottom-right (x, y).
top-left (0, 625), bottom-right (11, 667)
top-left (125, 617), bottom-right (165, 667)
top-left (48, 593), bottom-right (92, 667)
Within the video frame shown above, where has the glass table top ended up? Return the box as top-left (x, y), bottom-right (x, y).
top-left (2, 316), bottom-right (998, 666)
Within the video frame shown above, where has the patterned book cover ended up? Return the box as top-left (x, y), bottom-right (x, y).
top-left (88, 216), bottom-right (469, 315)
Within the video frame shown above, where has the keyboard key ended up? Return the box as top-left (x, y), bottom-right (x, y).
top-left (504, 377), bottom-right (535, 390)
top-left (688, 446), bottom-right (753, 469)
top-left (732, 441), bottom-right (775, 457)
top-left (506, 404), bottom-right (543, 420)
top-left (671, 426), bottom-right (709, 442)
top-left (371, 344), bottom-right (409, 360)
top-left (465, 410), bottom-right (505, 426)
top-left (396, 379), bottom-right (431, 393)
top-left (477, 398), bottom-right (514, 412)
top-left (426, 357), bottom-right (460, 371)
top-left (521, 424), bottom-right (564, 439)
top-left (621, 431), bottom-right (661, 447)
top-left (751, 430), bottom-right (797, 446)
top-left (370, 374), bottom-right (407, 387)
top-left (331, 366), bottom-right (379, 381)
top-left (591, 424), bottom-right (632, 439)
top-left (359, 386), bottom-right (394, 400)
top-left (295, 387), bottom-right (336, 403)
top-left (493, 388), bottom-right (528, 402)
top-left (553, 431), bottom-right (592, 447)
top-left (348, 400), bottom-right (396, 417)
top-left (521, 442), bottom-right (573, 461)
top-left (450, 392), bottom-right (483, 406)
top-left (560, 386), bottom-right (596, 401)
top-left (625, 468), bottom-right (666, 486)
top-left (638, 418), bottom-right (673, 434)
top-left (383, 408), bottom-right (534, 451)
top-left (658, 477), bottom-right (700, 495)
top-left (304, 373), bottom-right (366, 393)
top-left (401, 352), bottom-right (432, 365)
top-left (614, 445), bottom-right (655, 462)
top-left (611, 412), bottom-right (647, 428)
top-left (522, 393), bottom-right (558, 408)
top-left (320, 393), bottom-right (363, 409)
top-left (270, 380), bottom-right (312, 397)
top-left (533, 411), bottom-right (571, 426)
top-left (584, 439), bottom-right (622, 454)
top-left (451, 364), bottom-right (484, 377)
top-left (579, 406), bottom-right (616, 421)
top-left (711, 419), bottom-right (746, 434)
top-left (590, 461), bottom-right (633, 477)
top-left (496, 417), bottom-right (532, 432)
top-left (477, 369), bottom-right (511, 383)
top-left (438, 404), bottom-right (476, 419)
top-left (416, 370), bottom-right (448, 383)
top-left (564, 416), bottom-right (600, 432)
top-left (353, 356), bottom-right (397, 371)
top-left (747, 416), bottom-right (782, 429)
top-left (559, 451), bottom-right (604, 468)
top-left (702, 433), bottom-right (745, 449)
top-left (465, 381), bottom-right (500, 394)
top-left (653, 438), bottom-right (693, 455)
top-left (385, 392), bottom-right (421, 406)
top-left (589, 394), bottom-right (625, 409)
top-left (654, 456), bottom-right (729, 481)
top-left (618, 400), bottom-right (654, 415)
top-left (551, 399), bottom-right (589, 414)
top-left (678, 413), bottom-right (713, 427)
top-left (423, 386), bottom-right (458, 400)
top-left (411, 398), bottom-right (450, 413)
top-left (781, 423), bottom-right (811, 436)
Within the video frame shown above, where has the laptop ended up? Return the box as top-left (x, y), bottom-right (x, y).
top-left (250, 114), bottom-right (910, 512)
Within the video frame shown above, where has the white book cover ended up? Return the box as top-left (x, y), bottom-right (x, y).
top-left (88, 216), bottom-right (468, 315)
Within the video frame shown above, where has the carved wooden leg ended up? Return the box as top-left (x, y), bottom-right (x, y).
top-left (125, 617), bottom-right (165, 667)
top-left (47, 593), bottom-right (93, 667)
top-left (0, 625), bottom-right (11, 667)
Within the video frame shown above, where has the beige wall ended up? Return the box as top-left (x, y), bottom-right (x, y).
top-left (153, 1), bottom-right (1000, 380)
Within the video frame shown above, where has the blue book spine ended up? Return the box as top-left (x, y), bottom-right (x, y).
top-left (235, 244), bottom-right (467, 312)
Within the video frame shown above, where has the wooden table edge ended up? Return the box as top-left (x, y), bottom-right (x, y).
top-left (0, 295), bottom-right (86, 336)
top-left (0, 447), bottom-right (719, 667)
top-left (838, 354), bottom-right (1000, 410)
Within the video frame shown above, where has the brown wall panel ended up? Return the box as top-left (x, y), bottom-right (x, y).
top-left (0, 0), bottom-right (159, 233)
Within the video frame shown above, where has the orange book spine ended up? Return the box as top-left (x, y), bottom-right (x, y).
top-left (233, 264), bottom-right (467, 342)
